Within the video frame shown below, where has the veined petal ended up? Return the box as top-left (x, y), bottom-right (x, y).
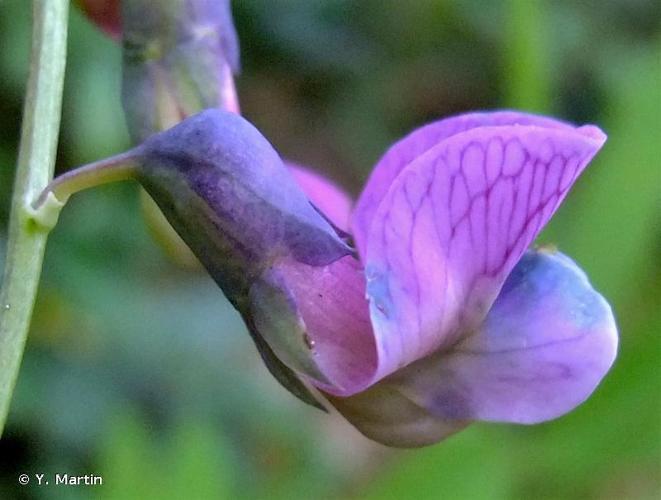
top-left (287, 162), bottom-right (353, 232)
top-left (363, 122), bottom-right (606, 375)
top-left (352, 110), bottom-right (581, 256)
top-left (254, 121), bottom-right (607, 399)
top-left (387, 249), bottom-right (618, 425)
top-left (328, 250), bottom-right (616, 446)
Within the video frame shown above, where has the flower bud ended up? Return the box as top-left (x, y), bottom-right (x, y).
top-left (135, 109), bottom-right (351, 294)
top-left (121, 0), bottom-right (240, 141)
top-left (119, 0), bottom-right (242, 268)
top-left (133, 109), bottom-right (352, 407)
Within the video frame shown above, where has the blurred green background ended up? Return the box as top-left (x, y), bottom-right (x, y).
top-left (1, 0), bottom-right (659, 498)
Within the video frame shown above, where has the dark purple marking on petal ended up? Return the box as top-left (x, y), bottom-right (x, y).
top-left (430, 385), bottom-right (473, 420)
top-left (352, 111), bottom-right (580, 257)
top-left (502, 139), bottom-right (526, 176)
top-left (360, 123), bottom-right (606, 387)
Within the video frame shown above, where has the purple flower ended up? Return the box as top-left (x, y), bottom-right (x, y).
top-left (133, 109), bottom-right (617, 447)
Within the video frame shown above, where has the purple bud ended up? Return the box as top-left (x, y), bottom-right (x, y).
top-left (121, 0), bottom-right (240, 141)
top-left (131, 109), bottom-right (352, 408)
top-left (135, 109), bottom-right (352, 300)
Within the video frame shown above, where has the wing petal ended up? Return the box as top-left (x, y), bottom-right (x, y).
top-left (328, 249), bottom-right (617, 446)
top-left (391, 249), bottom-right (618, 424)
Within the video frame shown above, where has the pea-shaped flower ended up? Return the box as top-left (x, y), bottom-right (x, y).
top-left (37, 109), bottom-right (617, 447)
top-left (255, 110), bottom-right (618, 446)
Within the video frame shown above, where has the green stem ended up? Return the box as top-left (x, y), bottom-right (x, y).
top-left (0, 0), bottom-right (69, 434)
top-left (32, 151), bottom-right (140, 215)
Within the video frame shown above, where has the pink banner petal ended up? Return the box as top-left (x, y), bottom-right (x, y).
top-left (363, 122), bottom-right (606, 378)
top-left (287, 162), bottom-right (353, 231)
top-left (352, 111), bottom-right (578, 256)
top-left (255, 117), bottom-right (607, 401)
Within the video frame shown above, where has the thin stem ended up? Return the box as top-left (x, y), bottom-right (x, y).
top-left (26, 151), bottom-right (140, 231)
top-left (33, 151), bottom-right (140, 209)
top-left (0, 0), bottom-right (69, 434)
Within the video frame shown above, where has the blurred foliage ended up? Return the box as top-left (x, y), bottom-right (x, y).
top-left (1, 0), bottom-right (660, 499)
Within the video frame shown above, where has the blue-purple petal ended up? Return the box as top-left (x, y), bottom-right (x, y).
top-left (393, 249), bottom-right (618, 424)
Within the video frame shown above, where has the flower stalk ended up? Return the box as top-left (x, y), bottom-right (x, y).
top-left (30, 151), bottom-right (140, 227)
top-left (0, 0), bottom-right (69, 434)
